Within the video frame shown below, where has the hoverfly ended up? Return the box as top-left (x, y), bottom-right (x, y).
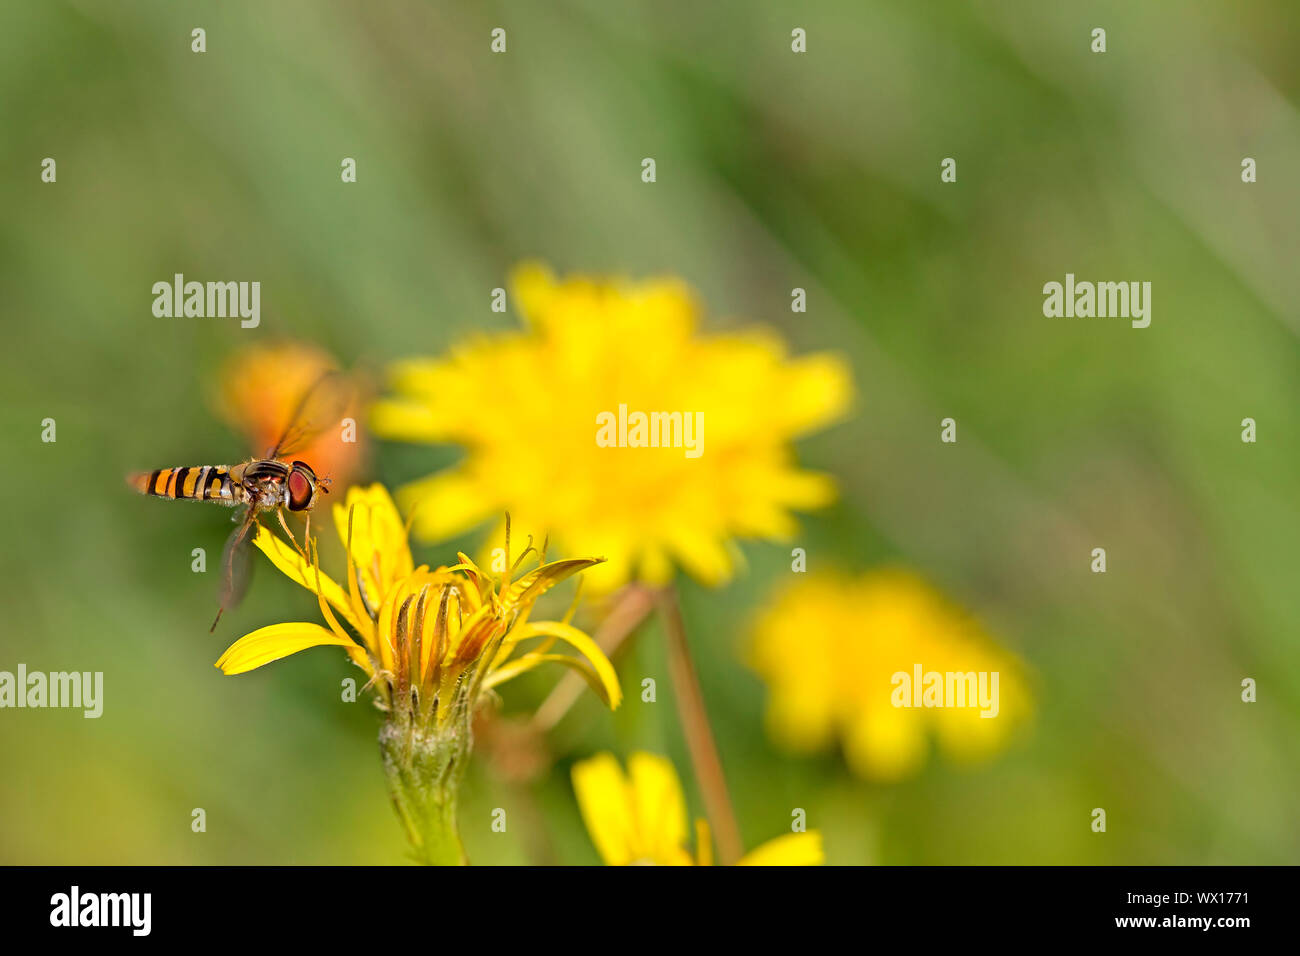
top-left (129, 371), bottom-right (353, 631)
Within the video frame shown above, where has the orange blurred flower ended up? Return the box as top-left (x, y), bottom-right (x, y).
top-left (214, 341), bottom-right (366, 485)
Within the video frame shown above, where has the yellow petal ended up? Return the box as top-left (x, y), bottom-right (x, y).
top-left (509, 260), bottom-right (559, 328)
top-left (665, 529), bottom-right (734, 588)
top-left (503, 558), bottom-right (604, 612)
top-left (369, 397), bottom-right (446, 443)
top-left (396, 468), bottom-right (497, 543)
top-left (333, 484), bottom-right (414, 597)
top-left (572, 753), bottom-right (636, 866)
top-left (500, 621), bottom-right (621, 709)
top-left (215, 622), bottom-right (367, 675)
top-left (383, 357), bottom-right (445, 404)
top-left (251, 525), bottom-right (362, 635)
top-left (844, 705), bottom-right (929, 782)
top-left (313, 557), bottom-right (376, 677)
top-left (735, 831), bottom-right (825, 866)
top-left (481, 652), bottom-right (614, 707)
top-left (777, 352), bottom-right (853, 436)
top-left (628, 752), bottom-right (689, 863)
top-left (443, 600), bottom-right (493, 671)
top-left (694, 818), bottom-right (714, 867)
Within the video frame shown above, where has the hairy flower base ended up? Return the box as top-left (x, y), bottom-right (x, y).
top-left (380, 702), bottom-right (473, 866)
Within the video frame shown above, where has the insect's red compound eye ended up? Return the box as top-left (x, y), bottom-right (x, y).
top-left (287, 469), bottom-right (314, 511)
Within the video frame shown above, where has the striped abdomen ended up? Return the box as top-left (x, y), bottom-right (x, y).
top-left (129, 465), bottom-right (239, 505)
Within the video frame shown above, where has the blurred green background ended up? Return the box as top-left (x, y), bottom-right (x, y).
top-left (2, 0), bottom-right (1298, 865)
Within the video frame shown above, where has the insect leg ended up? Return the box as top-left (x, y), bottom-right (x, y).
top-left (275, 508), bottom-right (308, 561)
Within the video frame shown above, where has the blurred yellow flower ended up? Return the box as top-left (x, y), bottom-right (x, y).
top-left (371, 262), bottom-right (852, 592)
top-left (572, 751), bottom-right (823, 866)
top-left (748, 569), bottom-right (1032, 782)
top-left (215, 483), bottom-right (619, 864)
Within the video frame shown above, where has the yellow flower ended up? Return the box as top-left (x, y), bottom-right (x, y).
top-left (215, 483), bottom-right (620, 864)
top-left (748, 569), bottom-right (1032, 782)
top-left (572, 751), bottom-right (824, 866)
top-left (215, 484), bottom-right (619, 708)
top-left (371, 262), bottom-right (852, 592)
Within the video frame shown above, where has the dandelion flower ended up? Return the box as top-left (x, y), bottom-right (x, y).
top-left (215, 483), bottom-right (620, 864)
top-left (371, 263), bottom-right (852, 592)
top-left (748, 569), bottom-right (1032, 782)
top-left (572, 751), bottom-right (823, 866)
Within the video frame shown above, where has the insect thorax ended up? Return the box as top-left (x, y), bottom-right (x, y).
top-left (232, 459), bottom-right (292, 510)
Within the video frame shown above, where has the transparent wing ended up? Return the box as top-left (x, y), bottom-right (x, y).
top-left (267, 370), bottom-right (355, 461)
top-left (210, 509), bottom-right (258, 632)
